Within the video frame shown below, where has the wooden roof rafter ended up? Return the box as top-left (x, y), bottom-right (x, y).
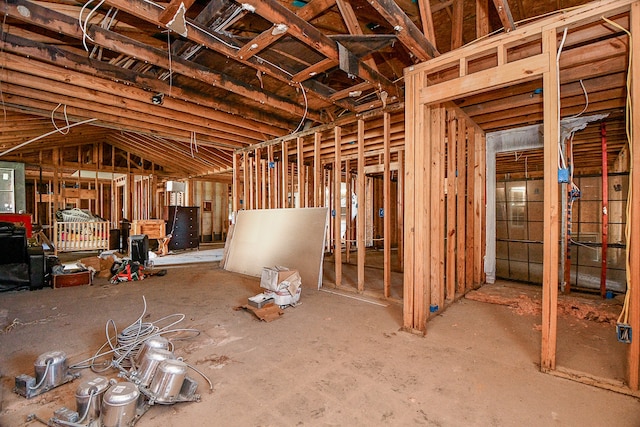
top-left (100, 0), bottom-right (359, 113)
top-left (0, 0), bottom-right (320, 125)
top-left (365, 0), bottom-right (439, 61)
top-left (237, 0), bottom-right (400, 99)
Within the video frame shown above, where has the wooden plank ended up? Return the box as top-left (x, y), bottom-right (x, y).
top-left (451, 0), bottom-right (464, 50)
top-left (541, 28), bottom-right (559, 371)
top-left (248, 156), bottom-right (255, 210)
top-left (403, 73), bottom-right (418, 330)
top-left (357, 119), bottom-right (366, 292)
top-left (366, 0), bottom-right (439, 61)
top-left (314, 132), bottom-right (322, 207)
top-left (417, 0), bottom-right (436, 42)
top-left (476, 0), bottom-right (490, 37)
top-left (629, 0), bottom-right (640, 391)
top-left (345, 159), bottom-right (352, 264)
top-left (292, 58), bottom-right (339, 84)
top-left (0, 2), bottom-right (311, 127)
top-left (383, 112), bottom-right (391, 298)
top-left (268, 145), bottom-right (275, 208)
top-left (237, 0), bottom-right (338, 62)
top-left (334, 126), bottom-right (342, 286)
top-left (438, 106), bottom-right (446, 308)
top-left (158, 0), bottom-right (197, 25)
top-left (414, 101), bottom-right (430, 330)
top-left (475, 130), bottom-right (486, 285)
top-left (456, 116), bottom-right (467, 293)
top-left (281, 141), bottom-right (288, 208)
top-left (242, 153), bottom-right (249, 211)
top-left (430, 105), bottom-right (444, 313)
top-left (336, 0), bottom-right (378, 71)
top-left (446, 112), bottom-right (457, 302)
top-left (397, 149), bottom-right (404, 271)
top-left (255, 148), bottom-right (262, 209)
top-left (419, 54), bottom-right (549, 105)
top-left (241, 0), bottom-right (399, 98)
top-left (466, 128), bottom-right (476, 289)
top-left (297, 137), bottom-right (304, 208)
top-left (491, 0), bottom-right (516, 32)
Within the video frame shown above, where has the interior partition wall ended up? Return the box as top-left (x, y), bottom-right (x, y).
top-left (403, 0), bottom-right (640, 392)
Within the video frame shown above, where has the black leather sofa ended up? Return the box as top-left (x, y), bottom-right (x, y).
top-left (0, 221), bottom-right (45, 292)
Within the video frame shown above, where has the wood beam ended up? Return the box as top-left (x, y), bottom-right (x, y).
top-left (240, 0), bottom-right (399, 99)
top-left (0, 63), bottom-right (248, 148)
top-left (336, 0), bottom-right (379, 71)
top-left (451, 0), bottom-right (464, 50)
top-left (357, 119), bottom-right (366, 292)
top-left (236, 0), bottom-right (336, 61)
top-left (98, 0), bottom-right (352, 111)
top-left (628, 0), bottom-right (640, 391)
top-left (366, 0), bottom-right (439, 61)
top-left (0, 0), bottom-right (317, 124)
top-left (158, 0), bottom-right (197, 25)
top-left (417, 0), bottom-right (436, 43)
top-left (541, 28), bottom-right (559, 371)
top-left (476, 0), bottom-right (490, 38)
top-left (491, 0), bottom-right (516, 32)
top-left (334, 126), bottom-right (342, 286)
top-left (383, 112), bottom-right (391, 298)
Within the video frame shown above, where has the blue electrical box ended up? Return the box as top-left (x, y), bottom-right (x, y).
top-left (558, 168), bottom-right (570, 183)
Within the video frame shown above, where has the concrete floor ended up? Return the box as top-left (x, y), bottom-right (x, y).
top-left (1, 261), bottom-right (639, 426)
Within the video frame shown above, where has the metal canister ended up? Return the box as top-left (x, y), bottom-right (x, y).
top-left (75, 376), bottom-right (110, 422)
top-left (134, 336), bottom-right (169, 368)
top-left (34, 350), bottom-right (67, 388)
top-left (148, 359), bottom-right (187, 404)
top-left (133, 348), bottom-right (174, 387)
top-left (101, 382), bottom-right (139, 427)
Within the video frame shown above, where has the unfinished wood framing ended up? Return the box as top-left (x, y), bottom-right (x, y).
top-left (383, 113), bottom-right (392, 297)
top-left (404, 0), bottom-right (639, 391)
top-left (233, 108), bottom-right (406, 297)
top-left (334, 126), bottom-right (343, 287)
top-left (629, 0), bottom-right (640, 390)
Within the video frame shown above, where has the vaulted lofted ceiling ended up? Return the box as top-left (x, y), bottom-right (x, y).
top-left (0, 0), bottom-right (630, 178)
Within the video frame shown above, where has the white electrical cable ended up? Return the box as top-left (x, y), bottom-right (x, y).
top-left (140, 0), bottom-right (309, 134)
top-left (51, 104), bottom-right (70, 134)
top-left (567, 80), bottom-right (589, 119)
top-left (557, 27), bottom-right (569, 170)
top-left (0, 118), bottom-right (98, 157)
top-left (601, 16), bottom-right (633, 327)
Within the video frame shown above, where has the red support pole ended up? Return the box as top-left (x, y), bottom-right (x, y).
top-left (601, 122), bottom-right (608, 298)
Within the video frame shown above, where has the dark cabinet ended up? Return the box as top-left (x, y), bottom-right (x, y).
top-left (164, 206), bottom-right (199, 250)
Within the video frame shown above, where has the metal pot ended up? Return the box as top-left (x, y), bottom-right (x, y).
top-left (34, 350), bottom-right (67, 388)
top-left (101, 381), bottom-right (139, 427)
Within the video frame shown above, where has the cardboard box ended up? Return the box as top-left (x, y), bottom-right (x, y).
top-left (79, 257), bottom-right (101, 271)
top-left (53, 271), bottom-right (92, 288)
top-left (260, 267), bottom-right (299, 291)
